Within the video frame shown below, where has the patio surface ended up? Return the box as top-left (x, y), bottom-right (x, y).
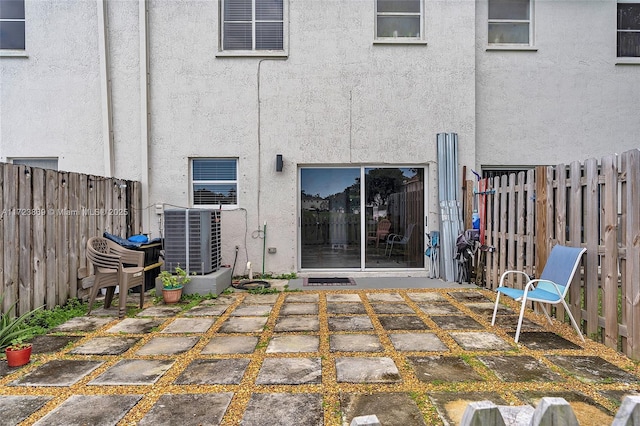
top-left (1, 286), bottom-right (639, 425)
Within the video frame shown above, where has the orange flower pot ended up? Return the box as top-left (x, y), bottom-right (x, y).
top-left (5, 345), bottom-right (32, 367)
top-left (162, 288), bottom-right (183, 304)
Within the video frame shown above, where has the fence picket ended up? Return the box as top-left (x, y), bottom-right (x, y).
top-left (32, 168), bottom-right (46, 308)
top-left (45, 170), bottom-right (58, 309)
top-left (18, 166), bottom-right (33, 314)
top-left (602, 154), bottom-right (619, 348)
top-left (622, 150), bottom-right (640, 358)
top-left (584, 158), bottom-right (599, 337)
top-left (3, 165), bottom-right (19, 313)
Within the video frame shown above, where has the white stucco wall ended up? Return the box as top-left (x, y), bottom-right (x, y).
top-left (475, 0), bottom-right (640, 169)
top-left (6, 1), bottom-right (637, 275)
top-left (145, 0), bottom-right (476, 274)
top-left (0, 0), bottom-right (105, 174)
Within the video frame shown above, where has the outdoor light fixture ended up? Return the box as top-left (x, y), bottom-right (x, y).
top-left (276, 154), bottom-right (283, 172)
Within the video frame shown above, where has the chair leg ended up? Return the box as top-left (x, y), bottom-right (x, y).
top-left (139, 285), bottom-right (145, 309)
top-left (87, 281), bottom-right (100, 315)
top-left (515, 297), bottom-right (529, 343)
top-left (104, 287), bottom-right (115, 309)
top-left (537, 303), bottom-right (554, 325)
top-left (118, 290), bottom-right (127, 319)
top-left (561, 299), bottom-right (585, 342)
top-left (491, 292), bottom-right (501, 326)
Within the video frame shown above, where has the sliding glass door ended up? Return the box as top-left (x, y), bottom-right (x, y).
top-left (300, 167), bottom-right (424, 270)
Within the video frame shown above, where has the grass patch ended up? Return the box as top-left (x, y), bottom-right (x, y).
top-left (23, 298), bottom-right (88, 339)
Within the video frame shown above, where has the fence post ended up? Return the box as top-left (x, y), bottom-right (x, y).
top-left (535, 166), bottom-right (548, 273)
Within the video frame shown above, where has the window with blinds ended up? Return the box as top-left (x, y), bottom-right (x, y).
top-left (376, 0), bottom-right (423, 39)
top-left (222, 0), bottom-right (283, 51)
top-left (0, 0), bottom-right (25, 50)
top-left (192, 158), bottom-right (238, 207)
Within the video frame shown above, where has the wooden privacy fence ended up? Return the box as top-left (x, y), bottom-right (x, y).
top-left (0, 163), bottom-right (142, 316)
top-left (474, 149), bottom-right (640, 359)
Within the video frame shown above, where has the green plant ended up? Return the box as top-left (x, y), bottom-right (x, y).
top-left (159, 266), bottom-right (193, 290)
top-left (25, 298), bottom-right (87, 332)
top-left (6, 339), bottom-right (31, 350)
top-left (0, 296), bottom-right (43, 350)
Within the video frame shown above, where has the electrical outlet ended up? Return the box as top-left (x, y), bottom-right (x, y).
top-left (268, 247), bottom-right (277, 254)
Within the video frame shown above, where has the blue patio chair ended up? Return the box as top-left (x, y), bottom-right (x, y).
top-left (491, 244), bottom-right (587, 343)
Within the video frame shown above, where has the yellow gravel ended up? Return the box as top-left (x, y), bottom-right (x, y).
top-left (0, 288), bottom-right (638, 425)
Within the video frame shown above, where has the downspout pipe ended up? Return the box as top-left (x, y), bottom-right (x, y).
top-left (139, 0), bottom-right (150, 234)
top-left (97, 0), bottom-right (114, 177)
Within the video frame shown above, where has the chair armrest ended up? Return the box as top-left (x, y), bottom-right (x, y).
top-left (498, 270), bottom-right (531, 287)
top-left (110, 245), bottom-right (145, 267)
top-left (387, 233), bottom-right (402, 242)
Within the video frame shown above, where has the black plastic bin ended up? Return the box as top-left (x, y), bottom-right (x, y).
top-left (103, 233), bottom-right (163, 292)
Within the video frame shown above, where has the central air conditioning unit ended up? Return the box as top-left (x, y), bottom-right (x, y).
top-left (164, 209), bottom-right (221, 274)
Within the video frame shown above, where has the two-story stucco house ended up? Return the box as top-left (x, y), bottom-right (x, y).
top-left (1, 0), bottom-right (639, 276)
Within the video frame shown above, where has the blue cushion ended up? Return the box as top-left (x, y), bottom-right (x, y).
top-left (128, 234), bottom-right (149, 243)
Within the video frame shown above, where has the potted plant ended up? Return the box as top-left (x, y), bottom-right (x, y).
top-left (5, 339), bottom-right (33, 367)
top-left (159, 266), bottom-right (193, 304)
top-left (1, 296), bottom-right (42, 367)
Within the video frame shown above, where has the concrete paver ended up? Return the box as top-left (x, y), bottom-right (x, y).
top-left (335, 357), bottom-right (401, 383)
top-left (51, 316), bottom-right (112, 332)
top-left (135, 336), bottom-right (199, 355)
top-left (341, 392), bottom-right (427, 426)
top-left (33, 394), bottom-right (141, 426)
top-left (327, 302), bottom-right (367, 314)
top-left (477, 355), bottom-right (564, 382)
top-left (2, 287), bottom-right (639, 426)
top-left (183, 304), bottom-right (229, 316)
top-left (512, 332), bottom-right (582, 350)
top-left (240, 393), bottom-right (323, 426)
top-left (160, 317), bottom-right (216, 333)
top-left (273, 316), bottom-right (319, 332)
top-left (450, 331), bottom-right (512, 350)
top-left (266, 334), bottom-right (319, 353)
top-left (388, 332), bottom-right (448, 352)
top-left (409, 356), bottom-right (484, 383)
top-left (256, 357), bottom-right (322, 385)
top-left (328, 316), bottom-right (374, 331)
top-left (69, 336), bottom-right (139, 355)
top-left (30, 335), bottom-right (82, 354)
top-left (10, 360), bottom-right (103, 387)
top-left (230, 304), bottom-right (273, 316)
top-left (138, 393), bottom-right (233, 426)
top-left (330, 334), bottom-right (383, 352)
top-left (105, 317), bottom-right (164, 334)
top-left (378, 315), bottom-right (429, 330)
top-left (202, 336), bottom-right (259, 354)
top-left (279, 302), bottom-right (319, 315)
top-left (429, 315), bottom-right (484, 330)
top-left (218, 316), bottom-right (268, 333)
top-left (284, 293), bottom-right (319, 303)
top-left (175, 359), bottom-right (250, 384)
top-left (418, 303), bottom-right (461, 315)
top-left (546, 355), bottom-right (640, 384)
top-left (88, 359), bottom-right (173, 385)
top-left (0, 396), bottom-right (52, 425)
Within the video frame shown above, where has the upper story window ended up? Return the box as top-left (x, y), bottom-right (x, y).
top-left (618, 2), bottom-right (640, 57)
top-left (11, 158), bottom-right (59, 170)
top-left (192, 158), bottom-right (238, 208)
top-left (0, 0), bottom-right (25, 50)
top-left (221, 0), bottom-right (283, 52)
top-left (375, 0), bottom-right (423, 40)
top-left (488, 0), bottom-right (532, 45)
